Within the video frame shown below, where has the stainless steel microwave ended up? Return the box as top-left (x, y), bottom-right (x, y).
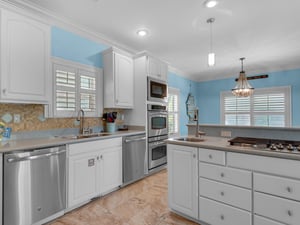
top-left (147, 77), bottom-right (168, 103)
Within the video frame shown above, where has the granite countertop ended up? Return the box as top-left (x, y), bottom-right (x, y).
top-left (0, 130), bottom-right (145, 153)
top-left (166, 135), bottom-right (300, 161)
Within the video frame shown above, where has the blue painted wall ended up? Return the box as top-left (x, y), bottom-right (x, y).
top-left (168, 72), bottom-right (198, 136)
top-left (51, 26), bottom-right (109, 68)
top-left (197, 69), bottom-right (300, 126)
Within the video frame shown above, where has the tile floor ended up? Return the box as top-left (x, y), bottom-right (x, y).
top-left (48, 169), bottom-right (199, 225)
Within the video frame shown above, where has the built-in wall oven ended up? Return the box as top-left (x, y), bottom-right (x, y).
top-left (147, 77), bottom-right (168, 103)
top-left (147, 104), bottom-right (168, 171)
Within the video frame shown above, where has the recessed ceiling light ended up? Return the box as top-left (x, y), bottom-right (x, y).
top-left (137, 29), bottom-right (148, 37)
top-left (204, 0), bottom-right (218, 8)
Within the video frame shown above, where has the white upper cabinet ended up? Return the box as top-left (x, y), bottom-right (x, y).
top-left (147, 56), bottom-right (168, 81)
top-left (103, 47), bottom-right (134, 108)
top-left (0, 9), bottom-right (51, 104)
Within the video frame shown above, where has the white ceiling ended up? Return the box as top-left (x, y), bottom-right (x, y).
top-left (17, 0), bottom-right (300, 81)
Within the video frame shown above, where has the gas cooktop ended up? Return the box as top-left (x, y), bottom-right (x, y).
top-left (228, 137), bottom-right (300, 153)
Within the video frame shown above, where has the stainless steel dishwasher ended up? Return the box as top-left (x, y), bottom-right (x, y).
top-left (123, 134), bottom-right (147, 185)
top-left (3, 145), bottom-right (66, 225)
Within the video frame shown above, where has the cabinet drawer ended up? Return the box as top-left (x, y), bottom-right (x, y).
top-left (227, 152), bottom-right (300, 179)
top-left (199, 197), bottom-right (251, 225)
top-left (199, 148), bottom-right (225, 165)
top-left (69, 138), bottom-right (122, 156)
top-left (254, 192), bottom-right (300, 225)
top-left (254, 173), bottom-right (300, 201)
top-left (200, 178), bottom-right (251, 211)
top-left (199, 162), bottom-right (252, 188)
top-left (254, 215), bottom-right (285, 225)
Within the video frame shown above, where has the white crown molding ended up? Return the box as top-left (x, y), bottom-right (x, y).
top-left (0, 0), bottom-right (137, 54)
top-left (168, 66), bottom-right (197, 81)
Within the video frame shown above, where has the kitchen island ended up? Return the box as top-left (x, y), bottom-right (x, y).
top-left (166, 136), bottom-right (300, 225)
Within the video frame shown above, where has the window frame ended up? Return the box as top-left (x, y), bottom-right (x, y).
top-left (220, 86), bottom-right (291, 127)
top-left (49, 58), bottom-right (103, 118)
top-left (168, 87), bottom-right (180, 137)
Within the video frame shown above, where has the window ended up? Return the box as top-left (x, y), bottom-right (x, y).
top-left (52, 59), bottom-right (102, 118)
top-left (168, 88), bottom-right (180, 136)
top-left (221, 86), bottom-right (291, 127)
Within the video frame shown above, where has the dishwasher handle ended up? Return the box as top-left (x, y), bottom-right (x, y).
top-left (7, 149), bottom-right (66, 163)
top-left (124, 136), bottom-right (146, 143)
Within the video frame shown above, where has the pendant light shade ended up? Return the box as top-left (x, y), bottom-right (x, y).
top-left (207, 18), bottom-right (215, 67)
top-left (232, 58), bottom-right (254, 97)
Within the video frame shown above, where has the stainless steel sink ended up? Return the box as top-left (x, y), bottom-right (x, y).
top-left (75, 133), bottom-right (111, 139)
top-left (175, 137), bottom-right (205, 142)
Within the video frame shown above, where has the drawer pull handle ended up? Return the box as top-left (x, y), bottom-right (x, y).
top-left (287, 210), bottom-right (293, 217)
top-left (220, 173), bottom-right (225, 177)
top-left (209, 154), bottom-right (213, 159)
top-left (220, 191), bottom-right (225, 196)
top-left (220, 214), bottom-right (225, 220)
top-left (287, 187), bottom-right (292, 193)
top-left (193, 154), bottom-right (196, 158)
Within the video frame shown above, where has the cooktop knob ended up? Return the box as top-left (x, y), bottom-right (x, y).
top-left (270, 144), bottom-right (277, 150)
top-left (276, 143), bottom-right (284, 150)
top-left (287, 144), bottom-right (294, 151)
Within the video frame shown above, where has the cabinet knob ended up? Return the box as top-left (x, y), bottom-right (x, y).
top-left (287, 186), bottom-right (292, 193)
top-left (220, 173), bottom-right (225, 178)
top-left (100, 155), bottom-right (103, 160)
top-left (193, 154), bottom-right (196, 158)
top-left (220, 214), bottom-right (225, 220)
top-left (220, 191), bottom-right (225, 196)
top-left (2, 88), bottom-right (6, 95)
top-left (116, 99), bottom-right (118, 103)
top-left (97, 156), bottom-right (99, 160)
top-left (287, 210), bottom-right (293, 217)
top-left (208, 154), bottom-right (213, 159)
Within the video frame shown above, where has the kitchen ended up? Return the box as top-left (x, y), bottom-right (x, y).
top-left (0, 0), bottom-right (300, 225)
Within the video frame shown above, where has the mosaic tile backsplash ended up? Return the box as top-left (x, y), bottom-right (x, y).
top-left (0, 104), bottom-right (105, 132)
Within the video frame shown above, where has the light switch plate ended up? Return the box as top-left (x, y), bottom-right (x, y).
top-left (14, 114), bottom-right (21, 123)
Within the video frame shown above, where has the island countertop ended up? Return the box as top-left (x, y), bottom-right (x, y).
top-left (166, 135), bottom-right (300, 161)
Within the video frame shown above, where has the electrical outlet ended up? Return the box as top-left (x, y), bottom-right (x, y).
top-left (14, 114), bottom-right (21, 123)
top-left (221, 130), bottom-right (231, 138)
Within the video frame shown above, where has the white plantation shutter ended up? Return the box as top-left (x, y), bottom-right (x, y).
top-left (53, 62), bottom-right (100, 117)
top-left (221, 86), bottom-right (291, 127)
top-left (168, 88), bottom-right (180, 136)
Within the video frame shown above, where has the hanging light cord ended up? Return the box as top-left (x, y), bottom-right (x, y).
top-left (207, 18), bottom-right (215, 53)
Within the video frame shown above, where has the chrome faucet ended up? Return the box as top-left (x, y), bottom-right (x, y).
top-left (194, 108), bottom-right (199, 137)
top-left (77, 109), bottom-right (85, 135)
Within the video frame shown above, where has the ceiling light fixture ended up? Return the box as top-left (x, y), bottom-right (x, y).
top-left (137, 29), bottom-right (148, 37)
top-left (232, 57), bottom-right (254, 97)
top-left (207, 18), bottom-right (215, 67)
top-left (204, 0), bottom-right (218, 8)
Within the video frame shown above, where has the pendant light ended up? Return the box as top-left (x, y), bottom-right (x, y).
top-left (232, 57), bottom-right (254, 97)
top-left (207, 18), bottom-right (215, 67)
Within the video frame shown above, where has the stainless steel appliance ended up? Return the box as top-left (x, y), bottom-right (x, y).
top-left (147, 104), bottom-right (168, 137)
top-left (229, 136), bottom-right (300, 152)
top-left (148, 135), bottom-right (168, 171)
top-left (147, 76), bottom-right (168, 103)
top-left (123, 134), bottom-right (147, 185)
top-left (3, 145), bottom-right (66, 225)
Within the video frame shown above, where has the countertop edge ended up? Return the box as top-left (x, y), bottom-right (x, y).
top-left (0, 130), bottom-right (145, 153)
top-left (166, 136), bottom-right (300, 161)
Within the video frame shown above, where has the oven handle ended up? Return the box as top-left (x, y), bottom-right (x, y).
top-left (149, 141), bottom-right (166, 147)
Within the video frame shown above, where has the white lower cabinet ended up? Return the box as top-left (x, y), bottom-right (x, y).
top-left (168, 146), bottom-right (300, 225)
top-left (167, 144), bottom-right (198, 219)
top-left (68, 138), bottom-right (122, 209)
top-left (199, 197), bottom-right (252, 225)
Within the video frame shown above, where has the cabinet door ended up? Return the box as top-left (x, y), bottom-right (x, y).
top-left (114, 53), bottom-right (133, 107)
top-left (68, 152), bottom-right (99, 208)
top-left (167, 144), bottom-right (198, 219)
top-left (0, 10), bottom-right (50, 103)
top-left (147, 56), bottom-right (167, 81)
top-left (99, 146), bottom-right (122, 194)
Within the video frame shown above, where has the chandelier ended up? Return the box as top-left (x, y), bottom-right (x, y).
top-left (232, 57), bottom-right (254, 97)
